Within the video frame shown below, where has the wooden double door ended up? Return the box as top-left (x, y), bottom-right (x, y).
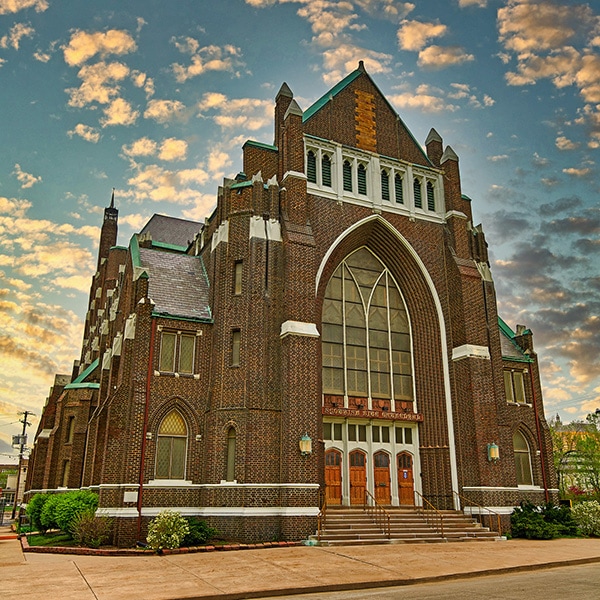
top-left (325, 449), bottom-right (415, 506)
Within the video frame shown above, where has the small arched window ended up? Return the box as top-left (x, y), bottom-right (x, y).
top-left (513, 430), bottom-right (533, 486)
top-left (306, 150), bottom-right (317, 183)
top-left (343, 160), bottom-right (353, 192)
top-left (394, 173), bottom-right (404, 204)
top-left (413, 178), bottom-right (422, 209)
top-left (322, 154), bottom-right (332, 187)
top-left (357, 163), bottom-right (367, 195)
top-left (426, 181), bottom-right (435, 211)
top-left (226, 427), bottom-right (236, 481)
top-left (381, 170), bottom-right (390, 201)
top-left (156, 410), bottom-right (188, 480)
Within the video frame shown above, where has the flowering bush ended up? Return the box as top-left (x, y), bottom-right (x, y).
top-left (571, 501), bottom-right (600, 537)
top-left (71, 510), bottom-right (113, 548)
top-left (146, 510), bottom-right (190, 552)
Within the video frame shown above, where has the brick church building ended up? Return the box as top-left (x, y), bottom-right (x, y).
top-left (26, 62), bottom-right (556, 545)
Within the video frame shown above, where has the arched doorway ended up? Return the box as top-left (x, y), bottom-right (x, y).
top-left (374, 451), bottom-right (391, 504)
top-left (325, 449), bottom-right (342, 505)
top-left (349, 450), bottom-right (367, 505)
top-left (397, 452), bottom-right (414, 505)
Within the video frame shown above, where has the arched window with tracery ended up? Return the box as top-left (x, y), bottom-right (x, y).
top-left (513, 430), bottom-right (533, 486)
top-left (156, 409), bottom-right (188, 480)
top-left (322, 248), bottom-right (413, 403)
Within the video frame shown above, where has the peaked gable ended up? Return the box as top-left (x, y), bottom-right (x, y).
top-left (302, 64), bottom-right (432, 168)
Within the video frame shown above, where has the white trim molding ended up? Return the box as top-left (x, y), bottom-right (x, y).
top-left (280, 321), bottom-right (320, 339)
top-left (452, 344), bottom-right (490, 361)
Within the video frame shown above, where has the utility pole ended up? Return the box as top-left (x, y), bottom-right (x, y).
top-left (12, 411), bottom-right (33, 520)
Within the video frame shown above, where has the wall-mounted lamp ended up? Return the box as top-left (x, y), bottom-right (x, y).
top-left (487, 442), bottom-right (499, 463)
top-left (299, 433), bottom-right (312, 456)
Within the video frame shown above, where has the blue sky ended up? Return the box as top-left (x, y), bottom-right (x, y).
top-left (1, 0), bottom-right (599, 459)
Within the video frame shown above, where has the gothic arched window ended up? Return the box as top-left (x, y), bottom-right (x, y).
top-left (156, 410), bottom-right (188, 480)
top-left (322, 248), bottom-right (413, 402)
top-left (513, 430), bottom-right (533, 486)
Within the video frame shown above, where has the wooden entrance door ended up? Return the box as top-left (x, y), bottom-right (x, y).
top-left (349, 450), bottom-right (367, 505)
top-left (374, 451), bottom-right (391, 504)
top-left (397, 452), bottom-right (414, 505)
top-left (325, 449), bottom-right (342, 505)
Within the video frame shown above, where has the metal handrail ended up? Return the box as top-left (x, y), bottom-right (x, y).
top-left (414, 490), bottom-right (445, 538)
top-left (317, 496), bottom-right (328, 541)
top-left (363, 489), bottom-right (391, 538)
top-left (453, 491), bottom-right (502, 536)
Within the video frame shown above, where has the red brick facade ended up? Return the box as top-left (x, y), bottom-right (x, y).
top-left (25, 63), bottom-right (556, 546)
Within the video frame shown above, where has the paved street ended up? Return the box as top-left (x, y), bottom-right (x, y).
top-left (264, 563), bottom-right (600, 600)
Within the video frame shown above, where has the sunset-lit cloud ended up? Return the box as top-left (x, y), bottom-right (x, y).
top-left (0, 22), bottom-right (35, 49)
top-left (144, 99), bottom-right (186, 123)
top-left (100, 97), bottom-right (139, 127)
top-left (66, 61), bottom-right (130, 108)
top-left (12, 164), bottom-right (41, 188)
top-left (171, 39), bottom-right (243, 82)
top-left (417, 45), bottom-right (474, 69)
top-left (67, 123), bottom-right (101, 143)
top-left (63, 29), bottom-right (137, 67)
top-left (0, 0), bottom-right (48, 16)
top-left (397, 20), bottom-right (447, 51)
top-left (197, 93), bottom-right (272, 131)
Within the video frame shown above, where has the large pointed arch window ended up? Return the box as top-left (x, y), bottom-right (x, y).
top-left (322, 248), bottom-right (413, 402)
top-left (156, 410), bottom-right (188, 479)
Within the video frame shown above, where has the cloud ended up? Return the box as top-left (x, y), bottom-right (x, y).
top-left (171, 40), bottom-right (244, 82)
top-left (65, 61), bottom-right (130, 108)
top-left (539, 195), bottom-right (582, 216)
top-left (458, 0), bottom-right (486, 6)
top-left (197, 92), bottom-right (272, 131)
top-left (0, 0), bottom-right (48, 15)
top-left (158, 138), bottom-right (188, 162)
top-left (121, 137), bottom-right (158, 158)
top-left (563, 166), bottom-right (592, 177)
top-left (63, 29), bottom-right (137, 67)
top-left (0, 22), bottom-right (35, 50)
top-left (417, 45), bottom-right (475, 69)
top-left (12, 164), bottom-right (41, 189)
top-left (67, 123), bottom-right (101, 143)
top-left (322, 45), bottom-right (393, 85)
top-left (488, 155), bottom-right (509, 162)
top-left (144, 99), bottom-right (186, 124)
top-left (181, 193), bottom-right (217, 221)
top-left (397, 19), bottom-right (447, 51)
top-left (498, 0), bottom-right (600, 143)
top-left (100, 97), bottom-right (139, 127)
top-left (124, 161), bottom-right (210, 204)
top-left (354, 0), bottom-right (415, 19)
top-left (556, 135), bottom-right (579, 150)
top-left (389, 83), bottom-right (459, 113)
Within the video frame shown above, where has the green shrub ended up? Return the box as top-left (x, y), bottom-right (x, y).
top-left (26, 493), bottom-right (51, 533)
top-left (53, 490), bottom-right (98, 532)
top-left (182, 518), bottom-right (217, 546)
top-left (146, 510), bottom-right (190, 552)
top-left (71, 510), bottom-right (113, 548)
top-left (510, 501), bottom-right (578, 539)
top-left (572, 501), bottom-right (600, 536)
top-left (40, 494), bottom-right (63, 531)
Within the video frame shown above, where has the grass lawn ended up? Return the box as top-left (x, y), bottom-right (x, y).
top-left (26, 531), bottom-right (77, 547)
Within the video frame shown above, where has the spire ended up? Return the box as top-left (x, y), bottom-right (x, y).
top-left (110, 187), bottom-right (115, 209)
top-left (98, 189), bottom-right (118, 269)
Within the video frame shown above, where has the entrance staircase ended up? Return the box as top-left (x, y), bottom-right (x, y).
top-left (311, 506), bottom-right (502, 546)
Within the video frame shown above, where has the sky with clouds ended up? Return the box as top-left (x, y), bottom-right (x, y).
top-left (0, 0), bottom-right (599, 459)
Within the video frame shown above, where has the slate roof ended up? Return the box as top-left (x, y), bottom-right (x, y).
top-left (139, 247), bottom-right (212, 321)
top-left (140, 214), bottom-right (203, 248)
top-left (498, 318), bottom-right (530, 361)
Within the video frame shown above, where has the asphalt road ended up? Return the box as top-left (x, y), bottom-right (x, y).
top-left (258, 563), bottom-right (600, 600)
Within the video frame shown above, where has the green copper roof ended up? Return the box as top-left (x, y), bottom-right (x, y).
top-left (498, 316), bottom-right (515, 339)
top-left (230, 180), bottom-right (254, 190)
top-left (65, 358), bottom-right (99, 388)
top-left (243, 140), bottom-right (277, 152)
top-left (130, 233), bottom-right (141, 268)
top-left (303, 68), bottom-right (362, 122)
top-left (64, 382), bottom-right (100, 390)
top-left (151, 240), bottom-right (188, 252)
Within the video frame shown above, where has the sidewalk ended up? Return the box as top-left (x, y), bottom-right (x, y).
top-left (2, 532), bottom-right (600, 600)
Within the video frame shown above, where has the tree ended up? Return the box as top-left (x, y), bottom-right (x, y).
top-left (550, 411), bottom-right (600, 499)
